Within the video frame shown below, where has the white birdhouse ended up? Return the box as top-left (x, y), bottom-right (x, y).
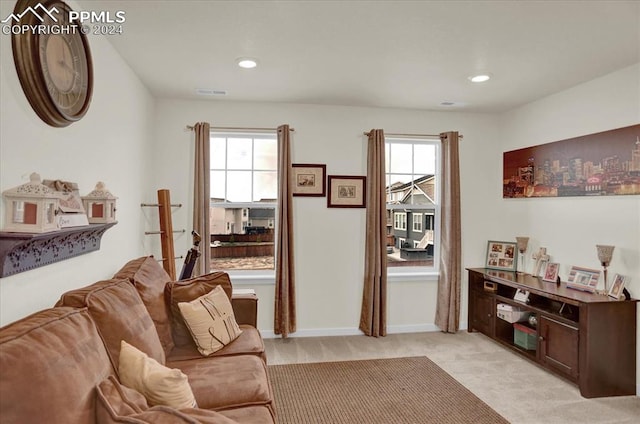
top-left (2, 173), bottom-right (60, 233)
top-left (82, 182), bottom-right (117, 224)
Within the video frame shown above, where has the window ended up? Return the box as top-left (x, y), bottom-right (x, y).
top-left (386, 137), bottom-right (440, 269)
top-left (412, 213), bottom-right (423, 232)
top-left (210, 132), bottom-right (277, 271)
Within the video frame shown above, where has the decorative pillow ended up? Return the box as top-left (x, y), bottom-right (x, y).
top-left (118, 340), bottom-right (197, 409)
top-left (178, 285), bottom-right (243, 356)
top-left (165, 272), bottom-right (233, 347)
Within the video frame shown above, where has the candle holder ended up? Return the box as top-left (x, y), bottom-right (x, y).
top-left (516, 237), bottom-right (529, 274)
top-left (596, 244), bottom-right (615, 293)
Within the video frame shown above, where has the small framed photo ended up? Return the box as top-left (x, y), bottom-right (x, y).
top-left (542, 262), bottom-right (560, 283)
top-left (608, 274), bottom-right (629, 299)
top-left (566, 266), bottom-right (600, 293)
top-left (292, 164), bottom-right (326, 197)
top-left (485, 240), bottom-right (517, 271)
top-left (327, 175), bottom-right (366, 208)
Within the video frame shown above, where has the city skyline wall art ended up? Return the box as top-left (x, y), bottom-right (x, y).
top-left (503, 124), bottom-right (640, 198)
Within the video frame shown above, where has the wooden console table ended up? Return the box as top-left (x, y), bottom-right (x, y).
top-left (467, 268), bottom-right (637, 398)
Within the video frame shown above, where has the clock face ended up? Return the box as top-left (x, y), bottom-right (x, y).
top-left (11, 0), bottom-right (93, 127)
top-left (39, 4), bottom-right (91, 118)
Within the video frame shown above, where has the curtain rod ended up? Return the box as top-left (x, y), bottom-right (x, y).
top-left (186, 125), bottom-right (294, 132)
top-left (363, 131), bottom-right (463, 139)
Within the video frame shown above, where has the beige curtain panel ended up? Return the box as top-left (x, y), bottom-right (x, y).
top-left (192, 122), bottom-right (212, 277)
top-left (274, 124), bottom-right (296, 337)
top-left (434, 131), bottom-right (462, 333)
top-left (359, 129), bottom-right (387, 337)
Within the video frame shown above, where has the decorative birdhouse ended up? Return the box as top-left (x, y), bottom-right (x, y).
top-left (82, 182), bottom-right (117, 224)
top-left (2, 173), bottom-right (60, 233)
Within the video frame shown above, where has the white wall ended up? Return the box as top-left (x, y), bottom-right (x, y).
top-left (499, 64), bottom-right (640, 394)
top-left (499, 64), bottom-right (640, 282)
top-left (0, 1), bottom-right (154, 325)
top-left (153, 99), bottom-right (501, 334)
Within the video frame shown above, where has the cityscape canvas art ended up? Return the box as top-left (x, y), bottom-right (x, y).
top-left (503, 124), bottom-right (640, 198)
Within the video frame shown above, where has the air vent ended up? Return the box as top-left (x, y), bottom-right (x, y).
top-left (195, 88), bottom-right (227, 96)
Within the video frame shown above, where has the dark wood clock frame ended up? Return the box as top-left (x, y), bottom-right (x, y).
top-left (11, 0), bottom-right (93, 127)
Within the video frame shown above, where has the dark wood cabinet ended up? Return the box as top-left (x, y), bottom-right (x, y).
top-left (470, 290), bottom-right (494, 337)
top-left (539, 315), bottom-right (579, 380)
top-left (467, 268), bottom-right (637, 398)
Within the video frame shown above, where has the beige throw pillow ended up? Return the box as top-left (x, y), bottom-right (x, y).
top-left (118, 340), bottom-right (197, 409)
top-left (178, 285), bottom-right (243, 356)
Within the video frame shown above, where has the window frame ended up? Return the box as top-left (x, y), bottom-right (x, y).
top-left (412, 212), bottom-right (423, 232)
top-left (209, 131), bottom-right (278, 279)
top-left (385, 136), bottom-right (441, 278)
top-left (394, 212), bottom-right (407, 230)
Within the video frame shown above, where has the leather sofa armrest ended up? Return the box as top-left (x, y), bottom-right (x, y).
top-left (232, 292), bottom-right (258, 327)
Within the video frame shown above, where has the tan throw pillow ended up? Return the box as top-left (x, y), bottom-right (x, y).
top-left (118, 340), bottom-right (197, 409)
top-left (178, 285), bottom-right (243, 356)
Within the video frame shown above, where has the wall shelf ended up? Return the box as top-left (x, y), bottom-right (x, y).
top-left (0, 222), bottom-right (116, 277)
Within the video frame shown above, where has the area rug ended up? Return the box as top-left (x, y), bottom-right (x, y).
top-left (268, 356), bottom-right (509, 424)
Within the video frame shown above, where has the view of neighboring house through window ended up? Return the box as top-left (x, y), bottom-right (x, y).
top-left (385, 137), bottom-right (440, 269)
top-left (210, 132), bottom-right (277, 270)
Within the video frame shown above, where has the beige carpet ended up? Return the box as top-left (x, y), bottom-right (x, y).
top-left (268, 356), bottom-right (509, 424)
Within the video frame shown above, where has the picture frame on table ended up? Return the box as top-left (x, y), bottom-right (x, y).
top-left (608, 274), bottom-right (629, 299)
top-left (542, 262), bottom-right (560, 283)
top-left (327, 175), bottom-right (366, 208)
top-left (485, 240), bottom-right (517, 272)
top-left (566, 266), bottom-right (600, 293)
top-left (291, 164), bottom-right (326, 197)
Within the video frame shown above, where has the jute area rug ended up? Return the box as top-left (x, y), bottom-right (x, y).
top-left (268, 356), bottom-right (509, 424)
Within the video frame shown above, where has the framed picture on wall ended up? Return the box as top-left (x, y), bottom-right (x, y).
top-left (327, 175), bottom-right (366, 208)
top-left (485, 240), bottom-right (517, 272)
top-left (291, 164), bottom-right (326, 197)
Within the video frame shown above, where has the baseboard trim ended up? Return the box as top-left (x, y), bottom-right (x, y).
top-left (261, 323), bottom-right (442, 339)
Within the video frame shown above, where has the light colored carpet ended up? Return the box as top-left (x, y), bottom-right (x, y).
top-left (264, 331), bottom-right (640, 424)
top-left (269, 356), bottom-right (509, 424)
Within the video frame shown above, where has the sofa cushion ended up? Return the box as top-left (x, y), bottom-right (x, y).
top-left (57, 278), bottom-right (166, 370)
top-left (168, 325), bottom-right (265, 362)
top-left (0, 307), bottom-right (115, 424)
top-left (178, 285), bottom-right (243, 356)
top-left (119, 340), bottom-right (197, 409)
top-left (167, 354), bottom-right (273, 411)
top-left (165, 272), bottom-right (233, 347)
top-left (113, 256), bottom-right (175, 355)
top-left (96, 376), bottom-right (239, 424)
top-left (218, 405), bottom-right (276, 424)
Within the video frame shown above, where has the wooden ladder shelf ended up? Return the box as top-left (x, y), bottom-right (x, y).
top-left (141, 189), bottom-right (183, 280)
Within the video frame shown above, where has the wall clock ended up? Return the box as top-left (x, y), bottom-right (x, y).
top-left (11, 0), bottom-right (93, 127)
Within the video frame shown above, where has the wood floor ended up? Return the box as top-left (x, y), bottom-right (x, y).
top-left (264, 331), bottom-right (640, 424)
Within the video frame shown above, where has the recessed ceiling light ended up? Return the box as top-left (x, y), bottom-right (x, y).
top-left (236, 58), bottom-right (258, 69)
top-left (468, 74), bottom-right (491, 83)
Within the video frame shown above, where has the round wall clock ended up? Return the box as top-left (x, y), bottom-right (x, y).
top-left (11, 0), bottom-right (93, 127)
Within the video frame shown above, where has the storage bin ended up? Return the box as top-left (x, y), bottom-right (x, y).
top-left (513, 323), bottom-right (537, 350)
top-left (497, 303), bottom-right (530, 323)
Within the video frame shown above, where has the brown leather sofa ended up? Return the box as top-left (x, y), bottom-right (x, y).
top-left (0, 256), bottom-right (275, 424)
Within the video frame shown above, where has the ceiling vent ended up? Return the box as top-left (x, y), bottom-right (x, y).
top-left (195, 88), bottom-right (227, 96)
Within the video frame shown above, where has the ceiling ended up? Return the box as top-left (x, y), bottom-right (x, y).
top-left (81, 0), bottom-right (640, 113)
